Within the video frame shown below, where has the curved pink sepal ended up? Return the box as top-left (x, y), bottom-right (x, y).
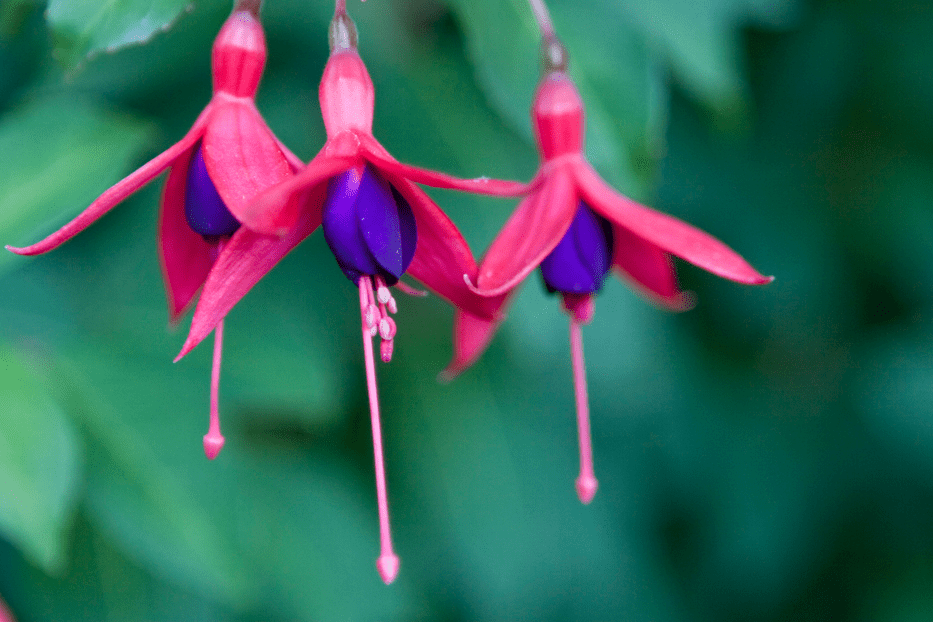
top-left (441, 306), bottom-right (508, 381)
top-left (202, 99), bottom-right (294, 226)
top-left (361, 136), bottom-right (527, 197)
top-left (383, 173), bottom-right (492, 319)
top-left (158, 145), bottom-right (216, 322)
top-left (239, 150), bottom-right (355, 235)
top-left (175, 194), bottom-right (323, 360)
top-left (7, 109), bottom-right (211, 256)
top-left (474, 170), bottom-right (577, 297)
top-left (275, 137), bottom-right (306, 173)
top-left (610, 224), bottom-right (695, 312)
top-left (575, 162), bottom-right (773, 285)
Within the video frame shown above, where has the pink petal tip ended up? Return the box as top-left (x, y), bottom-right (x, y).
top-left (377, 553), bottom-right (400, 584)
top-left (575, 475), bottom-right (598, 504)
top-left (203, 432), bottom-right (225, 460)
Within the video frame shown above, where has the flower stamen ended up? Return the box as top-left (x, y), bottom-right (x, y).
top-left (358, 276), bottom-right (400, 584)
top-left (373, 275), bottom-right (399, 362)
top-left (204, 318), bottom-right (226, 460)
top-left (566, 297), bottom-right (597, 504)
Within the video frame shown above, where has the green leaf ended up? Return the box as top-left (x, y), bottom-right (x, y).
top-left (54, 343), bottom-right (257, 607)
top-left (0, 95), bottom-right (153, 276)
top-left (233, 452), bottom-right (417, 621)
top-left (0, 344), bottom-right (81, 573)
top-left (617, 0), bottom-right (799, 110)
top-left (45, 0), bottom-right (192, 69)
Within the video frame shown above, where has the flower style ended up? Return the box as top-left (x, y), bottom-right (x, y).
top-left (7, 1), bottom-right (302, 460)
top-left (447, 37), bottom-right (773, 504)
top-left (172, 8), bottom-right (521, 584)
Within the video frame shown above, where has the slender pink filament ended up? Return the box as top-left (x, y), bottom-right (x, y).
top-left (569, 318), bottom-right (597, 503)
top-left (359, 279), bottom-right (400, 584)
top-left (527, 0), bottom-right (556, 40)
top-left (334, 0), bottom-right (346, 16)
top-left (203, 319), bottom-right (226, 460)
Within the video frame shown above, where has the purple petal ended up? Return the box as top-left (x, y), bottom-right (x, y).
top-left (322, 166), bottom-right (378, 283)
top-left (322, 164), bottom-right (417, 285)
top-left (392, 185), bottom-right (417, 276)
top-left (357, 165), bottom-right (403, 279)
top-left (540, 202), bottom-right (613, 294)
top-left (184, 145), bottom-right (240, 237)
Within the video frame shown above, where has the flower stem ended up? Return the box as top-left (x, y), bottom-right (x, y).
top-left (569, 318), bottom-right (597, 503)
top-left (359, 280), bottom-right (400, 584)
top-left (233, 0), bottom-right (261, 16)
top-left (204, 319), bottom-right (226, 460)
top-left (527, 0), bottom-right (556, 41)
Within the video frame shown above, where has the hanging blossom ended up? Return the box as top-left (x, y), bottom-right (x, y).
top-left (6, 0), bottom-right (301, 460)
top-left (173, 6), bottom-right (522, 585)
top-left (447, 33), bottom-right (773, 504)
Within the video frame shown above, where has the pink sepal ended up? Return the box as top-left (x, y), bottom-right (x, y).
top-left (474, 169), bottom-right (577, 296)
top-left (381, 170), bottom-right (491, 319)
top-left (7, 109), bottom-right (211, 256)
top-left (202, 97), bottom-right (294, 227)
top-left (610, 224), bottom-right (695, 312)
top-left (533, 72), bottom-right (585, 160)
top-left (441, 305), bottom-right (508, 381)
top-left (175, 192), bottom-right (323, 360)
top-left (320, 50), bottom-right (375, 136)
top-left (158, 144), bottom-right (215, 322)
top-left (361, 135), bottom-right (527, 197)
top-left (274, 136), bottom-right (306, 173)
top-left (212, 10), bottom-right (266, 98)
top-left (575, 161), bottom-right (773, 285)
top-left (239, 149), bottom-right (356, 235)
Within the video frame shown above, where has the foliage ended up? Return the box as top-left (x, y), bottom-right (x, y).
top-left (1, 0), bottom-right (932, 620)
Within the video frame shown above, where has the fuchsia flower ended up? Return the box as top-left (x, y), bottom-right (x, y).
top-left (448, 38), bottom-right (773, 504)
top-left (7, 1), bottom-right (301, 460)
top-left (173, 8), bottom-right (521, 584)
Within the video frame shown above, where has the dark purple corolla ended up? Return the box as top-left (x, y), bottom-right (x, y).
top-left (322, 164), bottom-right (417, 286)
top-left (185, 146), bottom-right (241, 239)
top-left (539, 202), bottom-right (613, 295)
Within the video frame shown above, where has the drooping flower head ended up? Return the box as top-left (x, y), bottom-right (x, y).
top-left (448, 22), bottom-right (773, 504)
top-left (7, 0), bottom-right (302, 460)
top-left (172, 5), bottom-right (522, 584)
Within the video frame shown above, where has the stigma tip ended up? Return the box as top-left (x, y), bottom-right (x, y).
top-left (377, 554), bottom-right (400, 584)
top-left (575, 475), bottom-right (598, 504)
top-left (203, 433), bottom-right (225, 460)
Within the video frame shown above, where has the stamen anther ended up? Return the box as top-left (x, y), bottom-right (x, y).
top-left (380, 339), bottom-right (394, 363)
top-left (387, 297), bottom-right (398, 314)
top-left (378, 316), bottom-right (396, 341)
top-left (377, 285), bottom-right (391, 305)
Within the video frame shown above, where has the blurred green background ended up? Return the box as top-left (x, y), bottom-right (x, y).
top-left (1, 0), bottom-right (932, 620)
